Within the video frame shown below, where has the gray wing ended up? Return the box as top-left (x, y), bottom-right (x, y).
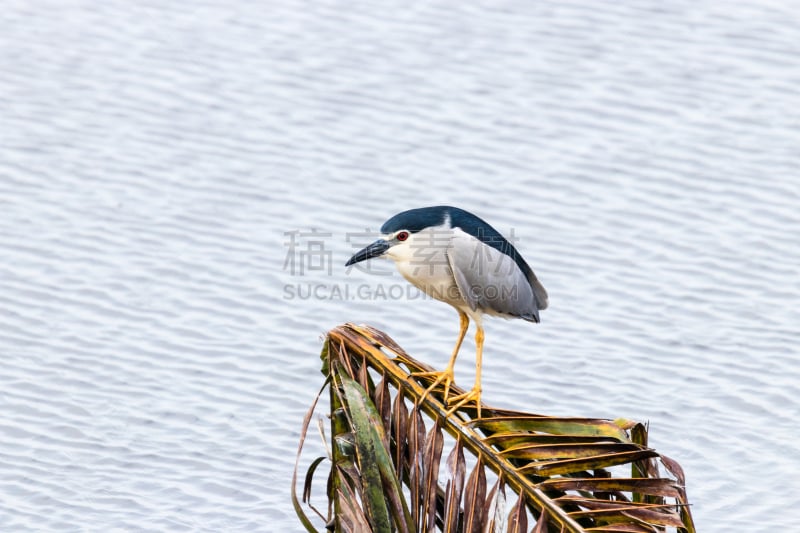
top-left (446, 230), bottom-right (542, 322)
top-left (527, 268), bottom-right (549, 311)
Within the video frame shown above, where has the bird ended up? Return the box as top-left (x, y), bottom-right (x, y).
top-left (345, 205), bottom-right (548, 418)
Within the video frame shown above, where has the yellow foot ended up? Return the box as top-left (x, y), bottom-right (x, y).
top-left (412, 369), bottom-right (455, 404)
top-left (446, 388), bottom-right (482, 419)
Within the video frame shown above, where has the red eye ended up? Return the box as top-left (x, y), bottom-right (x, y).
top-left (396, 231), bottom-right (409, 242)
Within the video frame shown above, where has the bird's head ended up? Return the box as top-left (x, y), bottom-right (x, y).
top-left (345, 206), bottom-right (453, 266)
top-left (344, 230), bottom-right (409, 266)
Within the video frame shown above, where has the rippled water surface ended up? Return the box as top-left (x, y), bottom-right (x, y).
top-left (2, 1), bottom-right (799, 531)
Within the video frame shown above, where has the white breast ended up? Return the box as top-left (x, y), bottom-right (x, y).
top-left (387, 225), bottom-right (465, 307)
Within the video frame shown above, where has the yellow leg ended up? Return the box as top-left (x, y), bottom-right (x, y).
top-left (447, 324), bottom-right (484, 418)
top-left (415, 311), bottom-right (469, 404)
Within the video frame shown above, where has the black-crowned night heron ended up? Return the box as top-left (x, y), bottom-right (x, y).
top-left (345, 205), bottom-right (548, 418)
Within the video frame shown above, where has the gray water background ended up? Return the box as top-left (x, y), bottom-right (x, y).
top-left (2, 0), bottom-right (799, 530)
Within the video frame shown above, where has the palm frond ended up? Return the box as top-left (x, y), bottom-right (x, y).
top-left (293, 323), bottom-right (695, 532)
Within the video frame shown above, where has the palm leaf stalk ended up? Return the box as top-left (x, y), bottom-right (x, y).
top-left (293, 323), bottom-right (695, 533)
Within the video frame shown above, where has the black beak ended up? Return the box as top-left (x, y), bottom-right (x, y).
top-left (345, 239), bottom-right (390, 266)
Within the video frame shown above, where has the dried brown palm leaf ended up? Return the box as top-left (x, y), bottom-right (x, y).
top-left (293, 324), bottom-right (696, 533)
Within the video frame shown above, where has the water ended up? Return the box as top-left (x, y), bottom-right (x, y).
top-left (1, 0), bottom-right (799, 530)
